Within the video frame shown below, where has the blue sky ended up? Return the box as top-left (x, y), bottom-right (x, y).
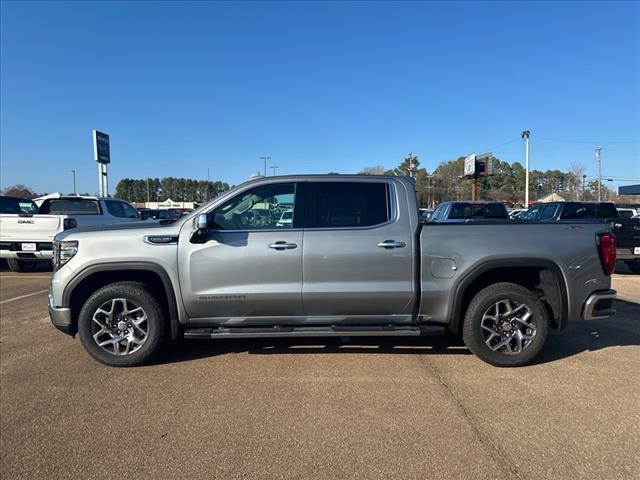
top-left (1, 1), bottom-right (639, 195)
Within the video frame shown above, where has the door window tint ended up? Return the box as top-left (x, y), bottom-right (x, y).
top-left (40, 199), bottom-right (100, 215)
top-left (540, 204), bottom-right (557, 220)
top-left (105, 201), bottom-right (125, 217)
top-left (121, 202), bottom-right (140, 219)
top-left (485, 203), bottom-right (508, 219)
top-left (522, 206), bottom-right (542, 220)
top-left (212, 183), bottom-right (296, 230)
top-left (314, 182), bottom-right (390, 228)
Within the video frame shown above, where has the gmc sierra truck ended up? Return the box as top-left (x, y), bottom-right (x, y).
top-left (48, 175), bottom-right (617, 368)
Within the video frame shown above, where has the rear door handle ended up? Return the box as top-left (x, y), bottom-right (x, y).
top-left (269, 241), bottom-right (298, 250)
top-left (377, 240), bottom-right (406, 249)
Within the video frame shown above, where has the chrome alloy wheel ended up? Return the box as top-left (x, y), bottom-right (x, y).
top-left (480, 299), bottom-right (537, 355)
top-left (91, 298), bottom-right (148, 356)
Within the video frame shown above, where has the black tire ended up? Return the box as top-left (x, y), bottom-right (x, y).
top-left (462, 282), bottom-right (550, 367)
top-left (625, 261), bottom-right (640, 274)
top-left (6, 258), bottom-right (37, 272)
top-left (78, 282), bottom-right (167, 367)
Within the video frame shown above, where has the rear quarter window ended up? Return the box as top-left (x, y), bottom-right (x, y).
top-left (40, 199), bottom-right (101, 215)
top-left (0, 197), bottom-right (38, 214)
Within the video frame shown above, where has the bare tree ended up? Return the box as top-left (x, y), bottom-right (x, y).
top-left (359, 165), bottom-right (386, 175)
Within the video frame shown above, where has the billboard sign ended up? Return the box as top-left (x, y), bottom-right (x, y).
top-left (93, 130), bottom-right (110, 164)
top-left (476, 153), bottom-right (494, 177)
top-left (464, 154), bottom-right (476, 176)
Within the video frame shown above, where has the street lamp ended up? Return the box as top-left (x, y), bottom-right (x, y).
top-left (595, 147), bottom-right (602, 201)
top-left (71, 170), bottom-right (76, 194)
top-left (259, 155), bottom-right (271, 177)
top-left (521, 131), bottom-right (530, 206)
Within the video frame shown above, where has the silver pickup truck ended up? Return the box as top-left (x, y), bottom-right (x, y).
top-left (48, 175), bottom-right (617, 367)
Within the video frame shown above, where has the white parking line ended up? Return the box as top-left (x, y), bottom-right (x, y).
top-left (0, 289), bottom-right (49, 305)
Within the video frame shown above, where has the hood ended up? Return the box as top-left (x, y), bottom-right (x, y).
top-left (55, 219), bottom-right (185, 241)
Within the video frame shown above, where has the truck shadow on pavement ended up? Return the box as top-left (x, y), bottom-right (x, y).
top-left (154, 300), bottom-right (640, 367)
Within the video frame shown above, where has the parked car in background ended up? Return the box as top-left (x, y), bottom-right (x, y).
top-left (616, 208), bottom-right (637, 219)
top-left (139, 208), bottom-right (181, 221)
top-left (1, 194), bottom-right (140, 272)
top-left (429, 201), bottom-right (510, 222)
top-left (276, 208), bottom-right (293, 227)
top-left (419, 208), bottom-right (433, 220)
top-left (508, 208), bottom-right (528, 219)
top-left (520, 201), bottom-right (640, 273)
top-left (48, 175), bottom-right (617, 368)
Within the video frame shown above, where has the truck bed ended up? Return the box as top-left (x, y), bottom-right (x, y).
top-left (419, 221), bottom-right (612, 328)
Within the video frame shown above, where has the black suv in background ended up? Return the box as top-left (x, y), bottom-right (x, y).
top-left (428, 201), bottom-right (509, 222)
top-left (521, 201), bottom-right (640, 273)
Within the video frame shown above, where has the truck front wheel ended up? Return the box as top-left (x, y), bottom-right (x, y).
top-left (462, 282), bottom-right (550, 367)
top-left (77, 282), bottom-right (167, 367)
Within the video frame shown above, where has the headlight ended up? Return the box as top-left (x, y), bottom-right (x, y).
top-left (53, 240), bottom-right (78, 269)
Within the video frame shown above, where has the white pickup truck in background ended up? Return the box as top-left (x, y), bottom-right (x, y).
top-left (0, 194), bottom-right (140, 272)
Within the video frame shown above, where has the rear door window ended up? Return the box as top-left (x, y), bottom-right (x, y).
top-left (448, 203), bottom-right (472, 219)
top-left (105, 200), bottom-right (125, 217)
top-left (540, 204), bottom-right (557, 220)
top-left (120, 202), bottom-right (140, 219)
top-left (485, 203), bottom-right (508, 219)
top-left (310, 182), bottom-right (390, 228)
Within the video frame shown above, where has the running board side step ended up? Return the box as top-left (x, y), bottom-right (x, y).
top-left (183, 325), bottom-right (444, 340)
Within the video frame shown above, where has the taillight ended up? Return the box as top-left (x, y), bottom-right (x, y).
top-left (63, 218), bottom-right (77, 230)
top-left (598, 233), bottom-right (616, 275)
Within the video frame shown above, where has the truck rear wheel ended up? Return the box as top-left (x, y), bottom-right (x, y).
top-left (462, 282), bottom-right (550, 367)
top-left (77, 282), bottom-right (167, 367)
top-left (6, 258), bottom-right (37, 272)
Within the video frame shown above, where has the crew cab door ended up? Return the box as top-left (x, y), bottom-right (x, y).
top-left (178, 181), bottom-right (304, 320)
top-left (302, 180), bottom-right (415, 317)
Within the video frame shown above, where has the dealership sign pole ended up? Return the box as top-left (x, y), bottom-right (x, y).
top-left (93, 130), bottom-right (110, 197)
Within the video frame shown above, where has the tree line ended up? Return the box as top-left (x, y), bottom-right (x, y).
top-left (360, 155), bottom-right (617, 208)
top-left (114, 177), bottom-right (231, 204)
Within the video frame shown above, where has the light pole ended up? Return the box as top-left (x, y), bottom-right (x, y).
top-left (260, 155), bottom-right (271, 176)
top-left (582, 174), bottom-right (587, 200)
top-left (521, 130), bottom-right (530, 206)
top-left (270, 165), bottom-right (279, 176)
top-left (71, 170), bottom-right (76, 194)
top-left (595, 147), bottom-right (602, 201)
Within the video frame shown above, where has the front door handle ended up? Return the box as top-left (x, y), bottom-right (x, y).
top-left (377, 240), bottom-right (406, 249)
top-left (269, 241), bottom-right (298, 250)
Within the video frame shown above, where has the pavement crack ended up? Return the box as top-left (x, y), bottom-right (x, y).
top-left (417, 356), bottom-right (525, 480)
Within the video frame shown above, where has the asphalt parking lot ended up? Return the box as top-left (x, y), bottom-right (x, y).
top-left (1, 263), bottom-right (638, 480)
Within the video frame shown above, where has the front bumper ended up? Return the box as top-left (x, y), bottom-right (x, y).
top-left (0, 249), bottom-right (53, 260)
top-left (48, 291), bottom-right (74, 335)
top-left (582, 289), bottom-right (617, 320)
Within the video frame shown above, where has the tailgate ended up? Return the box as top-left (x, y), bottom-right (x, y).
top-left (0, 214), bottom-right (63, 242)
top-left (613, 218), bottom-right (640, 249)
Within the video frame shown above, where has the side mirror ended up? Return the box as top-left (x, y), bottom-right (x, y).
top-left (196, 213), bottom-right (208, 231)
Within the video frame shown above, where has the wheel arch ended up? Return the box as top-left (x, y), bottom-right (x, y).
top-left (448, 258), bottom-right (569, 334)
top-left (63, 262), bottom-right (181, 339)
